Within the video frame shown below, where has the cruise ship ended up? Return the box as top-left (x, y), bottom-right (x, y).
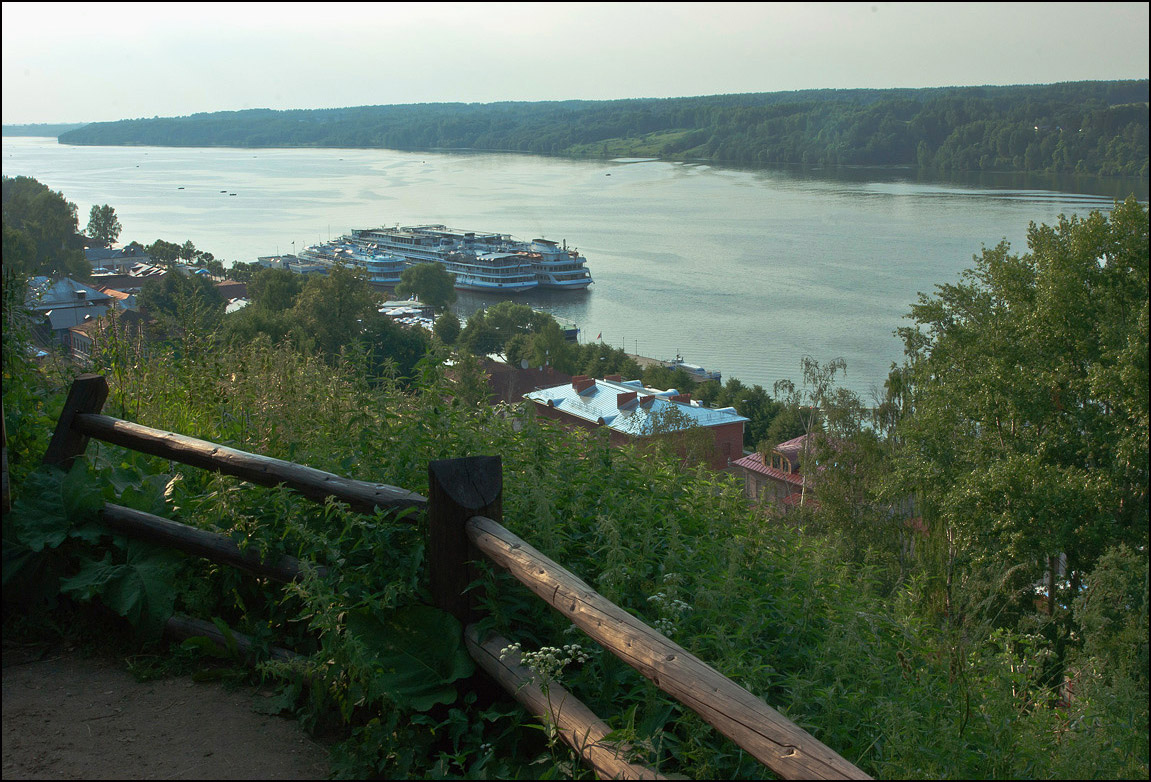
top-left (296, 240), bottom-right (406, 289)
top-left (348, 224), bottom-right (593, 293)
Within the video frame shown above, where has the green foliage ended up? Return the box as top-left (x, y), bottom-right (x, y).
top-left (432, 310), bottom-right (460, 345)
top-left (570, 342), bottom-right (642, 380)
top-left (696, 377), bottom-right (782, 450)
top-left (60, 541), bottom-right (183, 640)
top-left (85, 204), bottom-right (121, 246)
top-left (639, 364), bottom-right (697, 395)
top-left (137, 270), bottom-right (225, 354)
top-left (1, 175), bottom-right (87, 279)
top-left (57, 81), bottom-right (1149, 175)
top-left (895, 197), bottom-right (1149, 607)
top-left (395, 262), bottom-right (456, 313)
top-left (343, 605), bottom-right (474, 711)
top-left (290, 265), bottom-right (380, 358)
top-left (1072, 544), bottom-right (1149, 686)
top-left (248, 266), bottom-right (303, 311)
top-left (356, 312), bottom-right (430, 384)
top-left (226, 260), bottom-right (264, 282)
top-left (145, 238), bottom-right (182, 265)
top-left (3, 453), bottom-right (189, 646)
top-left (3, 197), bottom-right (1148, 779)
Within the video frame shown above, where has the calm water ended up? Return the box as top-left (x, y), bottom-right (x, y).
top-left (4, 137), bottom-right (1144, 398)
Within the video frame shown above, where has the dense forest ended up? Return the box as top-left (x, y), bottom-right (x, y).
top-left (3, 175), bottom-right (1147, 778)
top-left (56, 81), bottom-right (1149, 176)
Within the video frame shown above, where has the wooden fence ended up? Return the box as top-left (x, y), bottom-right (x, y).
top-left (36, 373), bottom-right (869, 780)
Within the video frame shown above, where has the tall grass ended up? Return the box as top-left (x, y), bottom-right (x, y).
top-left (6, 327), bottom-right (1147, 779)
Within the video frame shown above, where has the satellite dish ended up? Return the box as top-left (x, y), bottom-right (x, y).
top-left (520, 359), bottom-right (529, 370)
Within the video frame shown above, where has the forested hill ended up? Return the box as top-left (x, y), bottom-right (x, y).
top-left (58, 81), bottom-right (1148, 176)
top-left (3, 123), bottom-right (89, 137)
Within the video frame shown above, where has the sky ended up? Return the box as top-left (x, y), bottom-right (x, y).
top-left (3, 1), bottom-right (1148, 125)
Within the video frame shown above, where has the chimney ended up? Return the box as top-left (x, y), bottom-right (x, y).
top-left (616, 391), bottom-right (637, 408)
top-left (572, 376), bottom-right (595, 394)
top-left (604, 374), bottom-right (622, 383)
top-left (670, 393), bottom-right (691, 404)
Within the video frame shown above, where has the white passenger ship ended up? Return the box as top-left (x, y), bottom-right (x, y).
top-left (296, 240), bottom-right (406, 290)
top-left (348, 224), bottom-right (593, 293)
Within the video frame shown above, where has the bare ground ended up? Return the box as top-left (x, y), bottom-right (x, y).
top-left (2, 646), bottom-right (330, 780)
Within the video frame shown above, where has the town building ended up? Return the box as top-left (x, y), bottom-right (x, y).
top-left (731, 433), bottom-right (816, 509)
top-left (89, 262), bottom-right (167, 296)
top-left (215, 280), bottom-right (248, 301)
top-left (524, 375), bottom-right (746, 470)
top-left (85, 243), bottom-right (153, 274)
top-left (26, 277), bottom-right (114, 348)
top-left (67, 309), bottom-right (149, 364)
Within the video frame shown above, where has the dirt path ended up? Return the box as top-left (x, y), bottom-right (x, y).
top-left (2, 648), bottom-right (330, 780)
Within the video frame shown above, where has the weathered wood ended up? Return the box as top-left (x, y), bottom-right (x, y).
top-left (467, 515), bottom-right (871, 780)
top-left (465, 625), bottom-right (666, 781)
top-left (72, 413), bottom-right (426, 516)
top-left (165, 615), bottom-right (299, 663)
top-left (43, 374), bottom-right (109, 470)
top-left (99, 503), bottom-right (320, 583)
top-left (426, 456), bottom-right (501, 623)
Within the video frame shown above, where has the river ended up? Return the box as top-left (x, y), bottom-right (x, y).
top-left (3, 136), bottom-right (1145, 398)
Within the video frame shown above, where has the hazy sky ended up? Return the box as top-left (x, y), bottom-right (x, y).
top-left (3, 2), bottom-right (1148, 124)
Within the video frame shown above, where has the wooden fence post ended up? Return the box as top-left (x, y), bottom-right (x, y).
top-left (43, 374), bottom-right (109, 470)
top-left (427, 455), bottom-right (502, 623)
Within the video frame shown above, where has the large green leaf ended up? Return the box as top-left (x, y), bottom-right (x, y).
top-left (345, 605), bottom-right (474, 712)
top-left (59, 541), bottom-right (182, 640)
top-left (8, 463), bottom-right (105, 551)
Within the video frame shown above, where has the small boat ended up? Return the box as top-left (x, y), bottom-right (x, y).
top-left (661, 354), bottom-right (721, 383)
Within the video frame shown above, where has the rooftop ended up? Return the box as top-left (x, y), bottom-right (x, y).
top-left (730, 452), bottom-right (805, 486)
top-left (524, 376), bottom-right (747, 437)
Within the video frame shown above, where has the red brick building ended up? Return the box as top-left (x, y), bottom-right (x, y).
top-left (731, 433), bottom-right (816, 509)
top-left (524, 375), bottom-right (747, 470)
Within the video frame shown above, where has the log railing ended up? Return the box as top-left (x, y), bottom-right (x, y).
top-left (37, 374), bottom-right (869, 780)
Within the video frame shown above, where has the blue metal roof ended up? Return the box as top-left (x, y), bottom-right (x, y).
top-left (524, 378), bottom-right (747, 436)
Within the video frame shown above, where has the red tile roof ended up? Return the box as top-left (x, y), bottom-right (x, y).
top-left (774, 433), bottom-right (815, 464)
top-left (731, 453), bottom-right (805, 487)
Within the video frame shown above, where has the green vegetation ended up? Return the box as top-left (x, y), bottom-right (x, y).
top-left (2, 175), bottom-right (88, 280)
top-left (3, 181), bottom-right (1146, 779)
top-left (221, 264), bottom-right (430, 382)
top-left (85, 204), bottom-right (122, 247)
top-left (395, 262), bottom-right (457, 314)
top-left (59, 81), bottom-right (1149, 176)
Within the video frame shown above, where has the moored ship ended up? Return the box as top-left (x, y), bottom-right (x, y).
top-left (297, 240), bottom-right (406, 289)
top-left (526, 238), bottom-right (594, 290)
top-left (348, 224), bottom-right (592, 292)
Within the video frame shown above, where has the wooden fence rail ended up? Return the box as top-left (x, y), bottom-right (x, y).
top-left (35, 374), bottom-right (870, 780)
top-left (467, 513), bottom-right (866, 779)
top-left (43, 375), bottom-right (426, 516)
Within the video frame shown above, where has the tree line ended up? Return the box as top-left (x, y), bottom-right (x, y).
top-left (58, 81), bottom-right (1149, 176)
